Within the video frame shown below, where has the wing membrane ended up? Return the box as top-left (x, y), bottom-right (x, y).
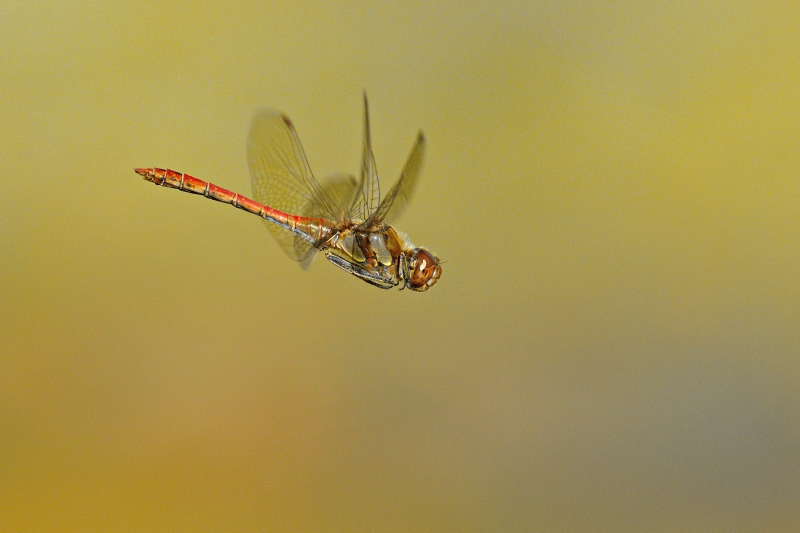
top-left (349, 93), bottom-right (380, 221)
top-left (247, 108), bottom-right (339, 264)
top-left (295, 172), bottom-right (359, 270)
top-left (363, 131), bottom-right (426, 227)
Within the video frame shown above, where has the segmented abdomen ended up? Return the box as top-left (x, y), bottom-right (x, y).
top-left (135, 168), bottom-right (334, 244)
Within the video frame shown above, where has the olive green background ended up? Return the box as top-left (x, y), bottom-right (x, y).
top-left (2, 2), bottom-right (799, 531)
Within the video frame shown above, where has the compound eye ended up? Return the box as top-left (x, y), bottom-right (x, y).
top-left (409, 249), bottom-right (440, 290)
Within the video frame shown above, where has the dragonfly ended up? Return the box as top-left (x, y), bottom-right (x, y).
top-left (135, 95), bottom-right (441, 291)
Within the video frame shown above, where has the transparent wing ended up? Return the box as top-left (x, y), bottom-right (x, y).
top-left (247, 108), bottom-right (339, 264)
top-left (295, 173), bottom-right (359, 270)
top-left (363, 131), bottom-right (426, 227)
top-left (348, 93), bottom-right (380, 221)
top-left (318, 172), bottom-right (360, 219)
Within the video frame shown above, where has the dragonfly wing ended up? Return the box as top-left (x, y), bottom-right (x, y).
top-left (363, 131), bottom-right (426, 227)
top-left (294, 172), bottom-right (359, 270)
top-left (248, 108), bottom-right (338, 264)
top-left (349, 93), bottom-right (380, 222)
top-left (294, 238), bottom-right (318, 270)
top-left (318, 172), bottom-right (360, 218)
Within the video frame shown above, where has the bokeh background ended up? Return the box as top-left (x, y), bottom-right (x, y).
top-left (2, 2), bottom-right (799, 531)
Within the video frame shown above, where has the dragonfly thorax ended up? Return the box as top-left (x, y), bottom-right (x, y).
top-left (321, 225), bottom-right (440, 291)
top-left (326, 224), bottom-right (397, 268)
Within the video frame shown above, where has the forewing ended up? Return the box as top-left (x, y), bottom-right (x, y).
top-left (349, 93), bottom-right (380, 221)
top-left (247, 108), bottom-right (338, 263)
top-left (364, 131), bottom-right (426, 226)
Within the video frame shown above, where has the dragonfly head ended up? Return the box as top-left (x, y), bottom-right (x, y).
top-left (405, 248), bottom-right (442, 292)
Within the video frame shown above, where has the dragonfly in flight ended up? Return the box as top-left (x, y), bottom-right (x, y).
top-left (135, 95), bottom-right (441, 291)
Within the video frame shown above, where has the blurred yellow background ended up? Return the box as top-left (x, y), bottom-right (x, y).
top-left (2, 1), bottom-right (799, 531)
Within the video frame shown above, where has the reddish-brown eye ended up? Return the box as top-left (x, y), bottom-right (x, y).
top-left (409, 249), bottom-right (441, 291)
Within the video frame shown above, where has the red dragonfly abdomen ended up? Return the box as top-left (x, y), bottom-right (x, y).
top-left (135, 168), bottom-right (333, 245)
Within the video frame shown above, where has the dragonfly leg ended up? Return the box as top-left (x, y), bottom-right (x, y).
top-left (397, 254), bottom-right (408, 290)
top-left (324, 252), bottom-right (398, 289)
